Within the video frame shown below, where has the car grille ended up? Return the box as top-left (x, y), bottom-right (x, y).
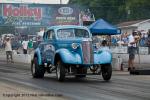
top-left (82, 41), bottom-right (93, 64)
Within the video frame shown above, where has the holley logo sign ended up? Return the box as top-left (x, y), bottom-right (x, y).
top-left (3, 4), bottom-right (42, 20)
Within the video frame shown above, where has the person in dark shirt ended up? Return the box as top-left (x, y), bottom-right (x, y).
top-left (146, 29), bottom-right (150, 53)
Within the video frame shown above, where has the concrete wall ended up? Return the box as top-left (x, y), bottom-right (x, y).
top-left (13, 54), bottom-right (32, 64)
top-left (113, 53), bottom-right (150, 64)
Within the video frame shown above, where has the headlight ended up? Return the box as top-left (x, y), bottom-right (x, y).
top-left (71, 43), bottom-right (79, 49)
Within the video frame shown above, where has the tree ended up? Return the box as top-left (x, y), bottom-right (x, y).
top-left (69, 0), bottom-right (150, 24)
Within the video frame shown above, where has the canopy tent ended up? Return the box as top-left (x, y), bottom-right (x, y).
top-left (89, 19), bottom-right (121, 35)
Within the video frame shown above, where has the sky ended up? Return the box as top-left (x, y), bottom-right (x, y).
top-left (0, 0), bottom-right (69, 4)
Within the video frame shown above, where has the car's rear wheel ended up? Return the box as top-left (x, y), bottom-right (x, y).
top-left (56, 60), bottom-right (66, 81)
top-left (101, 64), bottom-right (112, 81)
top-left (31, 57), bottom-right (45, 78)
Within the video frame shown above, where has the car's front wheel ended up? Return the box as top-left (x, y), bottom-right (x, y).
top-left (56, 60), bottom-right (66, 81)
top-left (101, 64), bottom-right (112, 81)
top-left (31, 57), bottom-right (45, 78)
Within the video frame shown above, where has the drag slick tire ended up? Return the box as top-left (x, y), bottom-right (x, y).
top-left (31, 57), bottom-right (45, 78)
top-left (56, 60), bottom-right (66, 82)
top-left (101, 64), bottom-right (112, 81)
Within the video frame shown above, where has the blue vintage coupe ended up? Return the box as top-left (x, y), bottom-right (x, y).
top-left (31, 25), bottom-right (112, 81)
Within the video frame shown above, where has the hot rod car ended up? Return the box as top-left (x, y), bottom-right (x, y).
top-left (31, 25), bottom-right (112, 81)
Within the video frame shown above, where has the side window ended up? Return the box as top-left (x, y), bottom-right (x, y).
top-left (47, 30), bottom-right (55, 40)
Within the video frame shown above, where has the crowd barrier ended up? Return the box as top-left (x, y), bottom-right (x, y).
top-left (13, 54), bottom-right (32, 64)
top-left (110, 46), bottom-right (150, 70)
top-left (0, 47), bottom-right (150, 67)
top-left (110, 46), bottom-right (149, 55)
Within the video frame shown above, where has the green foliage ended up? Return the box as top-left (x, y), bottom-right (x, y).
top-left (69, 0), bottom-right (150, 24)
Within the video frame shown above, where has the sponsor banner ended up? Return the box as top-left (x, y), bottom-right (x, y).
top-left (110, 46), bottom-right (149, 55)
top-left (0, 4), bottom-right (79, 26)
top-left (110, 46), bottom-right (128, 54)
top-left (139, 47), bottom-right (149, 55)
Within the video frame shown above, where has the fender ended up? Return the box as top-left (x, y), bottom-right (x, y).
top-left (55, 48), bottom-right (82, 64)
top-left (34, 48), bottom-right (42, 65)
top-left (94, 51), bottom-right (112, 64)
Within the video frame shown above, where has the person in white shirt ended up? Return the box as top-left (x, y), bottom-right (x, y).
top-left (125, 31), bottom-right (140, 71)
top-left (4, 37), bottom-right (13, 63)
top-left (22, 39), bottom-right (29, 54)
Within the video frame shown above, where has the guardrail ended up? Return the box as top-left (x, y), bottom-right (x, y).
top-left (0, 46), bottom-right (149, 55)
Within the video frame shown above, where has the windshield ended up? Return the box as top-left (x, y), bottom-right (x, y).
top-left (57, 28), bottom-right (90, 39)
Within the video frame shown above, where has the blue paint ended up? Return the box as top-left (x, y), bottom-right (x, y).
top-left (33, 25), bottom-right (112, 66)
top-left (56, 49), bottom-right (82, 64)
top-left (35, 48), bottom-right (42, 65)
top-left (94, 51), bottom-right (112, 64)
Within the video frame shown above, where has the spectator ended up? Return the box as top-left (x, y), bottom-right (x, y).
top-left (4, 37), bottom-right (13, 63)
top-left (22, 38), bottom-right (29, 54)
top-left (146, 29), bottom-right (150, 53)
top-left (111, 36), bottom-right (117, 46)
top-left (28, 39), bottom-right (33, 54)
top-left (117, 39), bottom-right (124, 46)
top-left (139, 34), bottom-right (145, 46)
top-left (102, 40), bottom-right (108, 46)
top-left (122, 32), bottom-right (128, 44)
top-left (125, 31), bottom-right (140, 71)
top-left (0, 38), bottom-right (3, 48)
top-left (100, 40), bottom-right (110, 51)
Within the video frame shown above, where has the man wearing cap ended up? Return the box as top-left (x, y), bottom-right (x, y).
top-left (4, 37), bottom-right (13, 63)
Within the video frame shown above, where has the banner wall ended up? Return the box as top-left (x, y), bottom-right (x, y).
top-left (0, 4), bottom-right (79, 26)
